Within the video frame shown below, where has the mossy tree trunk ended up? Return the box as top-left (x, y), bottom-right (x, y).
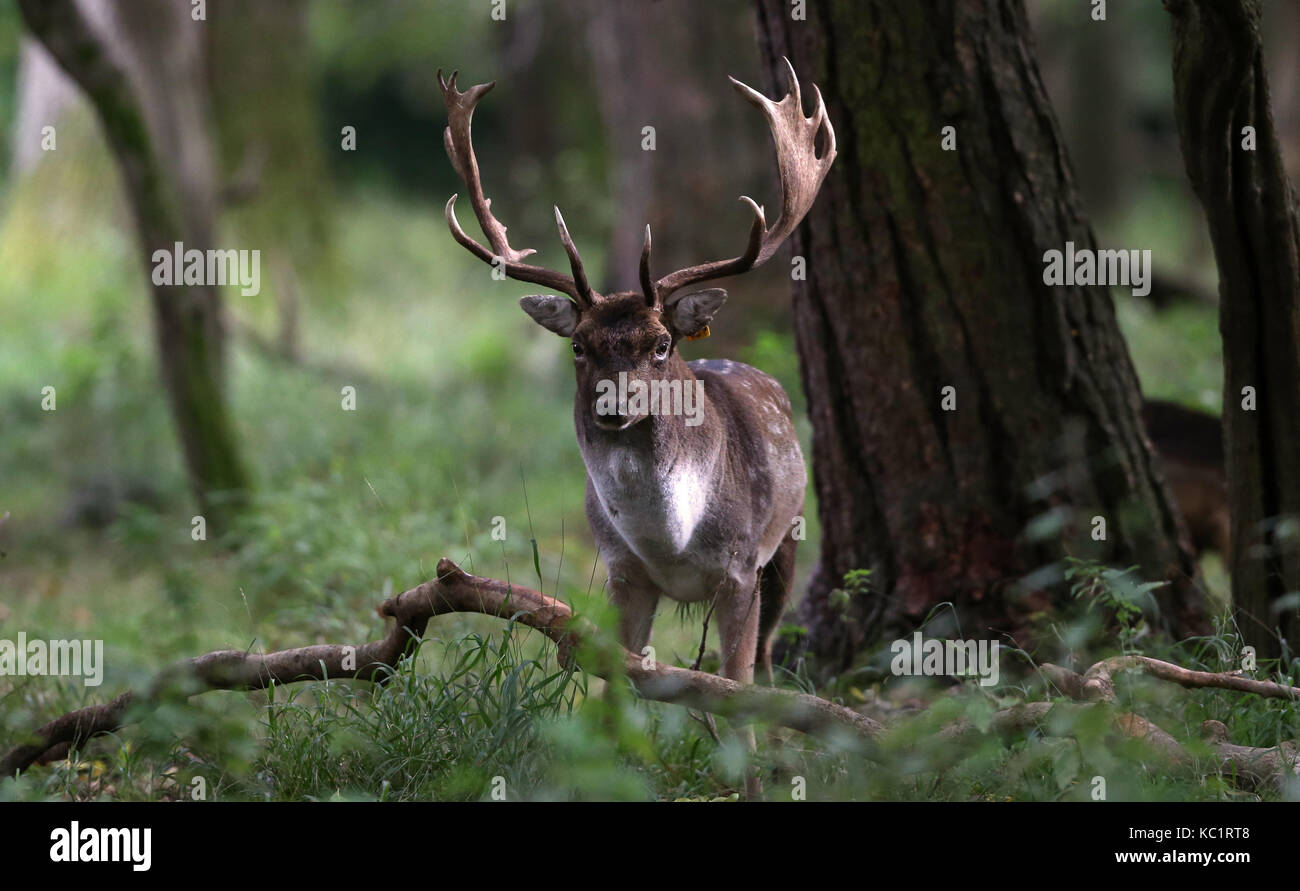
top-left (19, 0), bottom-right (250, 531)
top-left (1167, 0), bottom-right (1300, 662)
top-left (755, 0), bottom-right (1207, 673)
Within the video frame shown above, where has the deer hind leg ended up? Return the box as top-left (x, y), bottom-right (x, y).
top-left (716, 571), bottom-right (763, 799)
top-left (756, 533), bottom-right (799, 685)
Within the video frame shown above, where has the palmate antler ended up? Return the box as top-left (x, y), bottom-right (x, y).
top-left (438, 69), bottom-right (597, 307)
top-left (646, 57), bottom-right (838, 308)
top-left (438, 58), bottom-right (836, 311)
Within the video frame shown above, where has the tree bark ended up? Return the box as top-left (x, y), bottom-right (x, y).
top-left (19, 0), bottom-right (251, 529)
top-left (755, 0), bottom-right (1207, 673)
top-left (1166, 0), bottom-right (1300, 662)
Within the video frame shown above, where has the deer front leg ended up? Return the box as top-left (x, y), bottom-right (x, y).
top-left (607, 572), bottom-right (658, 657)
top-left (601, 564), bottom-right (659, 721)
top-left (716, 572), bottom-right (762, 799)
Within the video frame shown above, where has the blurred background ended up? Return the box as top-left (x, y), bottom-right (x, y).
top-left (0, 0), bottom-right (1297, 800)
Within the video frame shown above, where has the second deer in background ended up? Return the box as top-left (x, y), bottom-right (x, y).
top-left (1143, 399), bottom-right (1229, 560)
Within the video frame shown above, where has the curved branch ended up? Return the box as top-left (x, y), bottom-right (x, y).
top-left (2, 558), bottom-right (881, 779)
top-left (9, 570), bottom-right (1297, 791)
top-left (1039, 655), bottom-right (1300, 791)
top-left (1041, 655), bottom-right (1300, 704)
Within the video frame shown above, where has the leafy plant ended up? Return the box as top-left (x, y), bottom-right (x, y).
top-left (1065, 557), bottom-right (1167, 650)
top-left (829, 567), bottom-right (873, 613)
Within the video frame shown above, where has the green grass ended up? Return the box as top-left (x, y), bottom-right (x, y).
top-left (2, 178), bottom-right (1295, 801)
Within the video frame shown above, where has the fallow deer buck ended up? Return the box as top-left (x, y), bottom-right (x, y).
top-left (437, 63), bottom-right (835, 775)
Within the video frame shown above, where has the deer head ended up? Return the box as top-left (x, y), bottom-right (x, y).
top-left (437, 60), bottom-right (836, 432)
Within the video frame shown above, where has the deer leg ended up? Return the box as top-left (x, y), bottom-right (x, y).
top-left (716, 572), bottom-right (762, 799)
top-left (609, 581), bottom-right (658, 657)
top-left (756, 533), bottom-right (799, 685)
top-left (600, 567), bottom-right (659, 719)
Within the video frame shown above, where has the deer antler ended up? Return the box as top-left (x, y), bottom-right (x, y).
top-left (646, 58), bottom-right (837, 307)
top-left (438, 69), bottom-right (598, 307)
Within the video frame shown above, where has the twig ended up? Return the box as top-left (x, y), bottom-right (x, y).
top-left (1040, 655), bottom-right (1300, 704)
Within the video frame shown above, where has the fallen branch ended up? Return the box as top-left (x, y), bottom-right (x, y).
top-left (7, 564), bottom-right (1298, 793)
top-left (1081, 654), bottom-right (1300, 702)
top-left (1201, 720), bottom-right (1300, 791)
top-left (2, 558), bottom-right (881, 778)
top-left (1039, 657), bottom-right (1300, 792)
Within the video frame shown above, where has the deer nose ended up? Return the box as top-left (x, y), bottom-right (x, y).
top-left (592, 402), bottom-right (634, 430)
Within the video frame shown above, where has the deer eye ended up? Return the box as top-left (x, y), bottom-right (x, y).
top-left (654, 339), bottom-right (671, 360)
top-left (571, 341), bottom-right (585, 358)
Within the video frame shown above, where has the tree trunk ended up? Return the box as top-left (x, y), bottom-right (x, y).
top-left (19, 0), bottom-right (250, 530)
top-left (9, 38), bottom-right (79, 178)
top-left (754, 0), bottom-right (1208, 673)
top-left (1166, 0), bottom-right (1300, 663)
top-left (208, 0), bottom-right (330, 363)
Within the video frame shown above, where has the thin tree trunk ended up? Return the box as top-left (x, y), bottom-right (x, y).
top-left (9, 38), bottom-right (79, 178)
top-left (755, 0), bottom-right (1207, 673)
top-left (1167, 0), bottom-right (1300, 662)
top-left (19, 0), bottom-right (250, 529)
top-left (208, 0), bottom-right (329, 363)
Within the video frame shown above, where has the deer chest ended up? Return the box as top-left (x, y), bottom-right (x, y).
top-left (589, 445), bottom-right (711, 556)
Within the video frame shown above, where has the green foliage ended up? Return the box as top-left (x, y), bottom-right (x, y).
top-left (1065, 557), bottom-right (1167, 650)
top-left (252, 629), bottom-right (583, 801)
top-left (829, 568), bottom-right (872, 613)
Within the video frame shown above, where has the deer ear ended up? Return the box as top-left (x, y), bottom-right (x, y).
top-left (667, 288), bottom-right (727, 337)
top-left (520, 295), bottom-right (578, 337)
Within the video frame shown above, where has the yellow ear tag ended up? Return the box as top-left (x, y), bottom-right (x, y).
top-left (686, 325), bottom-right (711, 341)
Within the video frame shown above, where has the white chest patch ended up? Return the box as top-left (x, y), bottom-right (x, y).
top-left (662, 462), bottom-right (708, 552)
top-left (592, 446), bottom-right (709, 555)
